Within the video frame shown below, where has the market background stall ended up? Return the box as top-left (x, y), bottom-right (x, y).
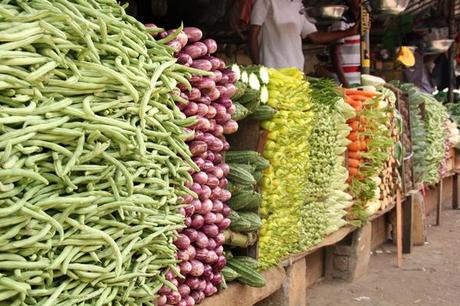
top-left (0, 0), bottom-right (459, 306)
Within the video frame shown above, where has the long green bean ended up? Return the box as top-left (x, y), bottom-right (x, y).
top-left (0, 0), bottom-right (198, 304)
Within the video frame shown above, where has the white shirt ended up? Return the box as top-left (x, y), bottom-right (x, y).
top-left (251, 0), bottom-right (317, 70)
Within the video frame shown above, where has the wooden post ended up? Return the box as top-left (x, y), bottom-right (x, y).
top-left (412, 191), bottom-right (427, 245)
top-left (396, 190), bottom-right (403, 268)
top-left (453, 173), bottom-right (459, 210)
top-left (360, 6), bottom-right (370, 74)
top-left (402, 195), bottom-right (413, 254)
top-left (436, 180), bottom-right (443, 226)
top-left (447, 0), bottom-right (456, 103)
top-left (257, 260), bottom-right (307, 306)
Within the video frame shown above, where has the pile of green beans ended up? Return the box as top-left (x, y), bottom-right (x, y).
top-left (0, 0), bottom-right (205, 305)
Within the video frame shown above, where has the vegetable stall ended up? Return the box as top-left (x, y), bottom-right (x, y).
top-left (0, 1), bottom-right (459, 306)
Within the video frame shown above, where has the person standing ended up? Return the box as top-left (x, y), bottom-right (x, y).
top-left (329, 0), bottom-right (362, 87)
top-left (248, 0), bottom-right (359, 70)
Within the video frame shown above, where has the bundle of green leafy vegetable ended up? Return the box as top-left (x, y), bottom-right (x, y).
top-left (0, 1), bottom-right (202, 305)
top-left (400, 84), bottom-right (449, 185)
top-left (422, 94), bottom-right (449, 184)
top-left (303, 78), bottom-right (353, 237)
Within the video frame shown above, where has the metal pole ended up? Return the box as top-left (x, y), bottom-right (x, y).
top-left (448, 0), bottom-right (456, 103)
top-left (361, 5), bottom-right (370, 74)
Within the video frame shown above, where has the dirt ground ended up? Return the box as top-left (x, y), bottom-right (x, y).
top-left (307, 209), bottom-right (460, 306)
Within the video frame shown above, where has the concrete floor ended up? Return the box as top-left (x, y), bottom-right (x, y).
top-left (307, 209), bottom-right (460, 306)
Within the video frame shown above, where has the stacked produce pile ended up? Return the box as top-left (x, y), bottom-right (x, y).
top-left (223, 254), bottom-right (265, 288)
top-left (231, 65), bottom-right (274, 121)
top-left (445, 102), bottom-right (460, 127)
top-left (401, 85), bottom-right (428, 185)
top-left (305, 78), bottom-right (354, 236)
top-left (375, 87), bottom-right (401, 213)
top-left (392, 86), bottom-right (415, 192)
top-left (257, 72), bottom-right (359, 269)
top-left (446, 120), bottom-right (460, 152)
top-left (344, 89), bottom-right (393, 223)
top-left (439, 117), bottom-right (460, 177)
top-left (421, 94), bottom-right (449, 184)
top-left (0, 1), bottom-right (202, 305)
top-left (225, 151), bottom-right (266, 247)
top-left (399, 84), bottom-right (449, 185)
top-left (258, 68), bottom-right (314, 268)
top-left (222, 151), bottom-right (268, 287)
top-left (436, 90), bottom-right (460, 128)
top-left (156, 26), bottom-right (238, 305)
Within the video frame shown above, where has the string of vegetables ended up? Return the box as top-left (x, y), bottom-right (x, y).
top-left (399, 84), bottom-right (449, 185)
top-left (156, 25), bottom-right (238, 305)
top-left (304, 78), bottom-right (353, 237)
top-left (371, 87), bottom-right (401, 214)
top-left (0, 1), bottom-right (203, 305)
top-left (258, 68), bottom-right (313, 269)
top-left (344, 88), bottom-right (393, 224)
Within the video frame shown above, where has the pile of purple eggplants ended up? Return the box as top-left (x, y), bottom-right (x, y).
top-left (148, 25), bottom-right (239, 306)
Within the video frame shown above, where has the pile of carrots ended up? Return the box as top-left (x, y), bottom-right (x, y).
top-left (344, 89), bottom-right (378, 180)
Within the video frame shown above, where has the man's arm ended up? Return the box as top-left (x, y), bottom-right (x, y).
top-left (307, 23), bottom-right (359, 44)
top-left (248, 25), bottom-right (261, 65)
top-left (330, 44), bottom-right (349, 87)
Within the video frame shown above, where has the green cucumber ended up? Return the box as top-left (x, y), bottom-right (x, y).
top-left (227, 190), bottom-right (261, 211)
top-left (222, 266), bottom-right (240, 282)
top-left (227, 258), bottom-right (266, 288)
top-left (228, 164), bottom-right (256, 186)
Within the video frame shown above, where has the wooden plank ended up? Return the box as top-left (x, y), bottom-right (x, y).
top-left (453, 173), bottom-right (458, 210)
top-left (282, 203), bottom-right (397, 268)
top-left (256, 130), bottom-right (268, 154)
top-left (201, 266), bottom-right (286, 306)
top-left (350, 222), bottom-right (372, 280)
top-left (371, 214), bottom-right (388, 249)
top-left (402, 195), bottom-right (413, 254)
top-left (447, 0), bottom-right (456, 103)
top-left (281, 226), bottom-right (355, 267)
top-left (412, 191), bottom-right (427, 246)
top-left (305, 249), bottom-right (324, 287)
top-left (226, 118), bottom-right (260, 151)
top-left (436, 180), bottom-right (443, 226)
top-left (396, 190), bottom-right (403, 268)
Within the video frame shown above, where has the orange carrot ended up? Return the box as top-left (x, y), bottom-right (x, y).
top-left (347, 117), bottom-right (359, 124)
top-left (348, 151), bottom-right (362, 159)
top-left (360, 141), bottom-right (367, 151)
top-left (348, 141), bottom-right (361, 151)
top-left (348, 158), bottom-right (361, 168)
top-left (347, 131), bottom-right (359, 141)
top-left (348, 166), bottom-right (359, 176)
top-left (348, 94), bottom-right (372, 102)
top-left (353, 104), bottom-right (363, 112)
top-left (345, 97), bottom-right (363, 110)
top-left (349, 120), bottom-right (360, 131)
top-left (345, 89), bottom-right (377, 97)
top-left (345, 96), bottom-right (355, 104)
